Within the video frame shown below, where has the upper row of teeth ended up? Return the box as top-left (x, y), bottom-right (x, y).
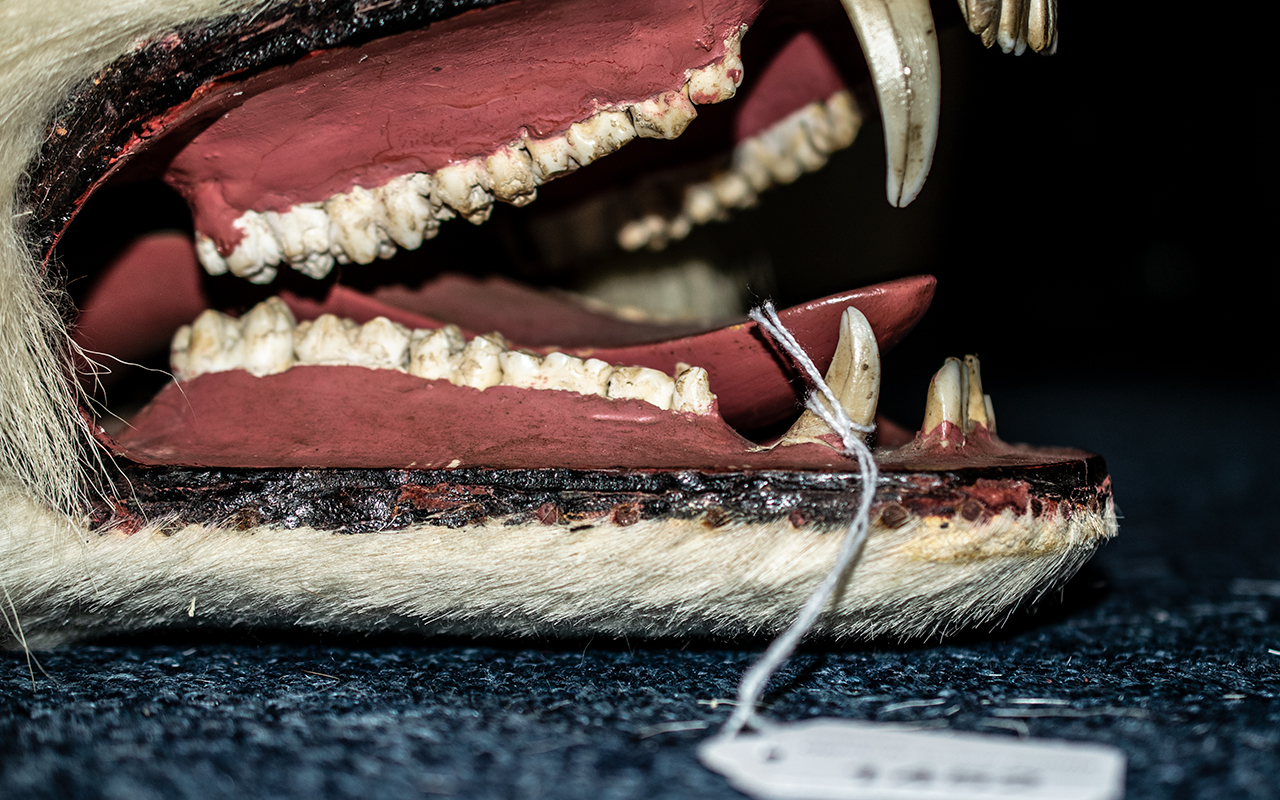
top-left (169, 298), bottom-right (716, 415)
top-left (616, 90), bottom-right (860, 252)
top-left (196, 28), bottom-right (747, 285)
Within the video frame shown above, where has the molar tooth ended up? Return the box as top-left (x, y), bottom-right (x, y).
top-left (294, 314), bottom-right (359, 365)
top-left (224, 211), bottom-right (281, 284)
top-left (685, 26), bottom-right (746, 105)
top-left (778, 306), bottom-right (880, 445)
top-left (408, 325), bottom-right (465, 380)
top-left (452, 334), bottom-right (504, 390)
top-left (683, 183), bottom-right (723, 225)
top-left (922, 357), bottom-right (965, 440)
top-left (963, 354), bottom-right (989, 432)
top-left (194, 234), bottom-right (229, 277)
top-left (170, 324), bottom-right (192, 380)
top-left (540, 352), bottom-right (614, 396)
top-left (266, 205), bottom-right (334, 279)
top-left (840, 0), bottom-right (941, 206)
top-left (524, 134), bottom-right (576, 182)
top-left (325, 186), bottom-right (385, 265)
top-left (606, 366), bottom-right (675, 410)
top-left (673, 366), bottom-right (714, 415)
top-left (434, 159), bottom-right (494, 224)
top-left (711, 171), bottom-right (756, 209)
top-left (824, 90), bottom-right (863, 151)
top-left (564, 110), bottom-right (637, 168)
top-left (351, 317), bottom-right (411, 370)
top-left (239, 297), bottom-right (296, 377)
top-left (485, 144), bottom-right (538, 206)
top-left (628, 90), bottom-right (698, 140)
top-left (184, 309), bottom-right (245, 378)
top-left (497, 350), bottom-right (544, 389)
top-left (375, 173), bottom-right (435, 250)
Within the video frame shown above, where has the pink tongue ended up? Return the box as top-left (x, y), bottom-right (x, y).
top-left (110, 277), bottom-right (934, 470)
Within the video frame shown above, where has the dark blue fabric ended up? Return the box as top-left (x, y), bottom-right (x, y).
top-left (2, 383), bottom-right (1277, 799)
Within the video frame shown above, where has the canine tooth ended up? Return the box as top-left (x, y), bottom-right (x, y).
top-left (963, 354), bottom-right (990, 432)
top-left (922, 357), bottom-right (965, 438)
top-left (224, 211), bottom-right (281, 284)
top-left (434, 160), bottom-right (494, 224)
top-left (628, 90), bottom-right (698, 140)
top-left (375, 173), bottom-right (435, 250)
top-left (607, 366), bottom-right (675, 410)
top-left (673, 366), bottom-right (714, 415)
top-left (485, 144), bottom-right (538, 206)
top-left (685, 26), bottom-right (746, 105)
top-left (525, 134), bottom-right (577, 182)
top-left (840, 0), bottom-right (941, 206)
top-left (325, 186), bottom-right (385, 265)
top-left (348, 317), bottom-right (410, 370)
top-left (408, 326), bottom-right (465, 380)
top-left (453, 334), bottom-right (504, 390)
top-left (295, 314), bottom-right (359, 365)
top-left (779, 307), bottom-right (880, 445)
top-left (194, 234), bottom-right (229, 276)
top-left (184, 309), bottom-right (244, 378)
top-left (565, 110), bottom-right (636, 166)
top-left (240, 297), bottom-right (296, 377)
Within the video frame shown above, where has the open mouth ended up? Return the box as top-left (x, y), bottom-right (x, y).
top-left (27, 0), bottom-right (1108, 640)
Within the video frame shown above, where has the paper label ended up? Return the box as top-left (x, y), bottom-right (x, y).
top-left (699, 720), bottom-right (1126, 800)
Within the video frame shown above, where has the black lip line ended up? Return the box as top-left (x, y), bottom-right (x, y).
top-left (28, 0), bottom-right (519, 259)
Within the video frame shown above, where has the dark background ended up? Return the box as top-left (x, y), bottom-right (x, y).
top-left (4, 2), bottom-right (1276, 798)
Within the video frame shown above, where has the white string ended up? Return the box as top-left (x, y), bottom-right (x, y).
top-left (720, 302), bottom-right (880, 738)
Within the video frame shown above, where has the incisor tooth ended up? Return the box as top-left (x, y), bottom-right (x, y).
top-left (673, 366), bottom-right (714, 415)
top-left (453, 334), bottom-right (504, 390)
top-left (564, 110), bottom-right (636, 167)
top-left (224, 211), bottom-right (280, 284)
top-left (408, 326), bottom-right (465, 380)
top-left (485, 144), bottom-right (538, 206)
top-left (434, 160), bottom-right (494, 224)
top-left (240, 297), bottom-right (296, 377)
top-left (185, 309), bottom-right (245, 378)
top-left (778, 307), bottom-right (880, 446)
top-left (839, 0), bottom-right (941, 206)
top-left (922, 357), bottom-right (965, 440)
top-left (685, 26), bottom-right (746, 105)
top-left (997, 0), bottom-right (1028, 55)
top-left (628, 90), bottom-right (698, 140)
top-left (1025, 0), bottom-right (1056, 54)
top-left (325, 187), bottom-right (385, 265)
top-left (607, 366), bottom-right (674, 410)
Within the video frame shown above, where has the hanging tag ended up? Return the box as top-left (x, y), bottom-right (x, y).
top-left (699, 719), bottom-right (1126, 800)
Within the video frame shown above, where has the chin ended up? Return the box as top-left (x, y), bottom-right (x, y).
top-left (0, 0), bottom-right (1112, 649)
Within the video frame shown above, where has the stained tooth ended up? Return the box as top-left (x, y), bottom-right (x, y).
top-left (408, 325), bottom-right (465, 380)
top-left (922, 357), bottom-right (965, 438)
top-left (779, 307), bottom-right (880, 446)
top-left (996, 0), bottom-right (1028, 55)
top-left (240, 297), bottom-right (296, 377)
top-left (685, 26), bottom-right (747, 105)
top-left (959, 0), bottom-right (1000, 47)
top-left (170, 324), bottom-right (192, 379)
top-left (562, 110), bottom-right (637, 169)
top-left (628, 90), bottom-right (698, 140)
top-left (452, 334), bottom-right (504, 390)
top-left (224, 211), bottom-right (281, 284)
top-left (963, 354), bottom-right (990, 432)
top-left (983, 394), bottom-right (998, 435)
top-left (540, 352), bottom-right (614, 396)
top-left (264, 205), bottom-right (334, 279)
top-left (485, 144), bottom-right (538, 206)
top-left (497, 350), bottom-right (544, 389)
top-left (524, 134), bottom-right (577, 182)
top-left (1025, 0), bottom-right (1056, 53)
top-left (840, 0), bottom-right (941, 207)
top-left (295, 314), bottom-right (359, 365)
top-left (673, 366), bottom-right (714, 415)
top-left (194, 234), bottom-right (229, 277)
top-left (351, 317), bottom-right (411, 370)
top-left (375, 173), bottom-right (434, 250)
top-left (606, 366), bottom-right (675, 410)
top-left (325, 187), bottom-right (385, 265)
top-left (825, 91), bottom-right (863, 151)
top-left (434, 160), bottom-right (494, 224)
top-left (185, 309), bottom-right (245, 378)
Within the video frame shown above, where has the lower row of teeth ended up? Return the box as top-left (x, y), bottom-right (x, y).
top-left (169, 298), bottom-right (715, 414)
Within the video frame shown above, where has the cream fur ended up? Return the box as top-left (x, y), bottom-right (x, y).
top-left (0, 0), bottom-right (1115, 648)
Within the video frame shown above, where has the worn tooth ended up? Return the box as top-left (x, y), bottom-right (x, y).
top-left (295, 314), bottom-right (359, 365)
top-left (673, 366), bottom-right (714, 415)
top-left (375, 173), bottom-right (435, 250)
top-left (264, 205), bottom-right (334, 279)
top-left (240, 297), bottom-right (296, 377)
top-left (224, 211), bottom-right (281, 284)
top-left (685, 26), bottom-right (746, 105)
top-left (628, 90), bottom-right (698, 140)
top-left (170, 324), bottom-right (193, 379)
top-left (778, 307), bottom-right (880, 446)
top-left (194, 234), bottom-right (229, 277)
top-left (408, 326), bottom-right (465, 380)
top-left (540, 352), bottom-right (614, 396)
top-left (485, 144), bottom-right (539, 206)
top-left (434, 160), bottom-right (494, 224)
top-left (565, 110), bottom-right (637, 167)
top-left (983, 394), bottom-right (998, 435)
top-left (453, 334), bottom-right (504, 390)
top-left (997, 0), bottom-right (1028, 55)
top-left (1025, 0), bottom-right (1056, 53)
top-left (524, 134), bottom-right (577, 182)
top-left (922, 357), bottom-right (965, 439)
top-left (606, 366), bottom-right (675, 410)
top-left (840, 0), bottom-right (941, 207)
top-left (497, 350), bottom-right (544, 389)
top-left (963, 354), bottom-right (990, 432)
top-left (959, 0), bottom-right (1000, 46)
top-left (325, 186), bottom-right (386, 265)
top-left (184, 309), bottom-right (244, 378)
top-left (349, 317), bottom-right (410, 370)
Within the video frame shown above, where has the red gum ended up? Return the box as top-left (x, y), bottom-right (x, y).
top-left (163, 0), bottom-right (767, 255)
